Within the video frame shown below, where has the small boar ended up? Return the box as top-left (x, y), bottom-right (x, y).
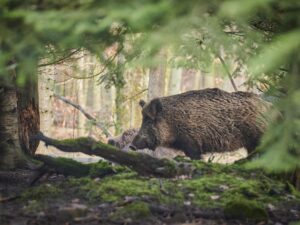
top-left (131, 88), bottom-right (270, 159)
top-left (108, 128), bottom-right (185, 158)
top-left (108, 128), bottom-right (138, 150)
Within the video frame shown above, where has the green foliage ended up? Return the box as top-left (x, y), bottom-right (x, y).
top-left (248, 30), bottom-right (300, 79)
top-left (247, 88), bottom-right (300, 171)
top-left (218, 0), bottom-right (300, 172)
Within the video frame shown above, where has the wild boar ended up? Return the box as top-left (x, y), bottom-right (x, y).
top-left (131, 88), bottom-right (270, 159)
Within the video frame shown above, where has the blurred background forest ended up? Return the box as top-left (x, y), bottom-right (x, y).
top-left (37, 48), bottom-right (250, 159)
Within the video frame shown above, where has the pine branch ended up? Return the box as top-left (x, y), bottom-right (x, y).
top-left (217, 55), bottom-right (238, 92)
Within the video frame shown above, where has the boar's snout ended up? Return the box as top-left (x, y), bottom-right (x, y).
top-left (131, 134), bottom-right (152, 150)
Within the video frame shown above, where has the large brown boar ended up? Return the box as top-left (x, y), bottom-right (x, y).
top-left (131, 88), bottom-right (270, 159)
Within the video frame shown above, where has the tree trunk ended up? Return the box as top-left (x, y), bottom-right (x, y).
top-left (168, 68), bottom-right (182, 95)
top-left (36, 64), bottom-right (55, 154)
top-left (16, 77), bottom-right (40, 155)
top-left (114, 84), bottom-right (125, 135)
top-left (0, 68), bottom-right (40, 170)
top-left (0, 87), bottom-right (24, 169)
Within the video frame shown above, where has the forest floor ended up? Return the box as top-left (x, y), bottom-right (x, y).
top-left (1, 158), bottom-right (300, 225)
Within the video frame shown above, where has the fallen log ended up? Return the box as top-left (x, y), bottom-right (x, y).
top-left (34, 132), bottom-right (193, 178)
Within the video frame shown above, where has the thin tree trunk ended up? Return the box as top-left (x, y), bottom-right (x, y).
top-left (168, 68), bottom-right (182, 95)
top-left (36, 64), bottom-right (54, 154)
top-left (148, 66), bottom-right (165, 100)
top-left (114, 83), bottom-right (125, 135)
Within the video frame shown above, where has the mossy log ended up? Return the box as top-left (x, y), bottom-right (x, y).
top-left (34, 132), bottom-right (193, 178)
top-left (33, 154), bottom-right (123, 179)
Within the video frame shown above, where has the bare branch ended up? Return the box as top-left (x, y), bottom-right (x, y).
top-left (53, 94), bottom-right (112, 138)
top-left (217, 55), bottom-right (238, 92)
top-left (38, 48), bottom-right (82, 67)
top-left (123, 88), bottom-right (148, 103)
top-left (63, 45), bottom-right (123, 80)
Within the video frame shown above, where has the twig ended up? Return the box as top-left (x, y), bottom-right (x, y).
top-left (62, 45), bottom-right (123, 80)
top-left (0, 196), bottom-right (20, 203)
top-left (123, 88), bottom-right (148, 103)
top-left (53, 94), bottom-right (112, 137)
top-left (38, 48), bottom-right (82, 67)
top-left (224, 31), bottom-right (244, 37)
top-left (217, 55), bottom-right (238, 92)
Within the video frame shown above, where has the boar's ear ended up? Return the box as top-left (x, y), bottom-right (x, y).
top-left (139, 99), bottom-right (146, 108)
top-left (144, 98), bottom-right (162, 120)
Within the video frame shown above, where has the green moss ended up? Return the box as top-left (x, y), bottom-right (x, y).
top-left (66, 172), bottom-right (184, 205)
top-left (37, 155), bottom-right (129, 178)
top-left (21, 183), bottom-right (62, 201)
top-left (59, 159), bottom-right (296, 211)
top-left (89, 160), bottom-right (128, 177)
top-left (110, 201), bottom-right (151, 221)
top-left (22, 200), bottom-right (42, 213)
top-left (94, 141), bottom-right (119, 151)
top-left (224, 199), bottom-right (268, 222)
top-left (83, 175), bottom-right (163, 202)
top-left (178, 162), bottom-right (288, 208)
top-left (159, 159), bottom-right (178, 175)
top-left (54, 157), bottom-right (91, 177)
top-left (58, 137), bottom-right (93, 146)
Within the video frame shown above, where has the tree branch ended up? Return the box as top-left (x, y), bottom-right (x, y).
top-left (53, 94), bottom-right (112, 138)
top-left (34, 132), bottom-right (193, 178)
top-left (62, 45), bottom-right (123, 80)
top-left (123, 88), bottom-right (148, 103)
top-left (217, 55), bottom-right (238, 92)
top-left (38, 48), bottom-right (82, 67)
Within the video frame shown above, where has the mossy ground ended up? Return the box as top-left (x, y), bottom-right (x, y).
top-left (3, 159), bottom-right (300, 225)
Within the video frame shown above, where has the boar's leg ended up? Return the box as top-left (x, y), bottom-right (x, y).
top-left (183, 149), bottom-right (201, 160)
top-left (241, 130), bottom-right (263, 154)
top-left (173, 135), bottom-right (201, 159)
